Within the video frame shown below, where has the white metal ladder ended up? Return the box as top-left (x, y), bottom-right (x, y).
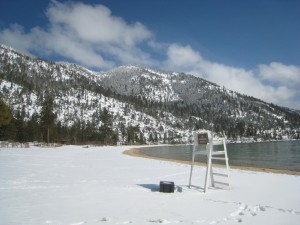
top-left (205, 138), bottom-right (231, 192)
top-left (189, 132), bottom-right (231, 192)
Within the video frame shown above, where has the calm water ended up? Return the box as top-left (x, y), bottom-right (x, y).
top-left (141, 140), bottom-right (300, 171)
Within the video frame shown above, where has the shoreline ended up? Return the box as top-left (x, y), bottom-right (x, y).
top-left (123, 147), bottom-right (300, 176)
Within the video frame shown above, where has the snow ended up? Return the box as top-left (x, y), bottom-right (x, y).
top-left (143, 69), bottom-right (181, 102)
top-left (0, 145), bottom-right (299, 225)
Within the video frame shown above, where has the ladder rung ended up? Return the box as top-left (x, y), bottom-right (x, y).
top-left (212, 151), bottom-right (225, 155)
top-left (214, 181), bottom-right (230, 186)
top-left (211, 157), bottom-right (227, 160)
top-left (213, 173), bottom-right (229, 177)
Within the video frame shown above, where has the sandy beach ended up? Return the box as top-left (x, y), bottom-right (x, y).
top-left (1, 145), bottom-right (299, 225)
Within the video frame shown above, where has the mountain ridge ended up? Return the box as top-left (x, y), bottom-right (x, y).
top-left (1, 44), bottom-right (300, 144)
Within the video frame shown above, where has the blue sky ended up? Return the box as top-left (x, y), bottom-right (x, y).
top-left (0, 0), bottom-right (300, 110)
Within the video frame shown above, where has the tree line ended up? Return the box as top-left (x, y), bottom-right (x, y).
top-left (0, 92), bottom-right (146, 145)
top-left (1, 46), bottom-right (300, 143)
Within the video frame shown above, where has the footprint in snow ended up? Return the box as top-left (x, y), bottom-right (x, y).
top-left (98, 217), bottom-right (110, 222)
top-left (259, 205), bottom-right (266, 211)
top-left (236, 218), bottom-right (243, 223)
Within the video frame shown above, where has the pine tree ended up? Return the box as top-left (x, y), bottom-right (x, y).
top-left (118, 122), bottom-right (127, 143)
top-left (15, 110), bottom-right (26, 142)
top-left (0, 99), bottom-right (14, 141)
top-left (0, 99), bottom-right (12, 128)
top-left (27, 112), bottom-right (40, 142)
top-left (40, 91), bottom-right (56, 144)
top-left (99, 108), bottom-right (113, 144)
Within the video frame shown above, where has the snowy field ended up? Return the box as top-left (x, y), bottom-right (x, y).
top-left (0, 145), bottom-right (299, 225)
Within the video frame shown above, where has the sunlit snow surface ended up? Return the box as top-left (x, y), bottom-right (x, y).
top-left (0, 145), bottom-right (299, 225)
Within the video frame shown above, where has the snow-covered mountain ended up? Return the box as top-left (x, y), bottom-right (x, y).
top-left (1, 44), bottom-right (300, 144)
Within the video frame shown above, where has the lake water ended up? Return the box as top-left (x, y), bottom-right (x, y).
top-left (141, 140), bottom-right (300, 171)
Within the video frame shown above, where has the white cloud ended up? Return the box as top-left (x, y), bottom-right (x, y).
top-left (258, 62), bottom-right (300, 87)
top-left (164, 44), bottom-right (300, 109)
top-left (165, 44), bottom-right (203, 68)
top-left (0, 0), bottom-right (153, 69)
top-left (0, 24), bottom-right (34, 55)
top-left (0, 1), bottom-right (299, 109)
top-left (46, 1), bottom-right (151, 46)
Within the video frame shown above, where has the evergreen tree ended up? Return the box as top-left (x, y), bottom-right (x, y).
top-left (126, 125), bottom-right (140, 144)
top-left (99, 108), bottom-right (113, 144)
top-left (0, 99), bottom-right (14, 141)
top-left (40, 91), bottom-right (56, 144)
top-left (27, 112), bottom-right (40, 142)
top-left (0, 99), bottom-right (12, 128)
top-left (69, 123), bottom-right (80, 144)
top-left (139, 132), bottom-right (145, 144)
top-left (15, 110), bottom-right (26, 142)
top-left (118, 122), bottom-right (127, 143)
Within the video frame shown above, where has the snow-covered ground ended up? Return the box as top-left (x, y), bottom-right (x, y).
top-left (0, 145), bottom-right (299, 225)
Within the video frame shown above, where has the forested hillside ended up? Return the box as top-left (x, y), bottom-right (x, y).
top-left (1, 44), bottom-right (300, 144)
